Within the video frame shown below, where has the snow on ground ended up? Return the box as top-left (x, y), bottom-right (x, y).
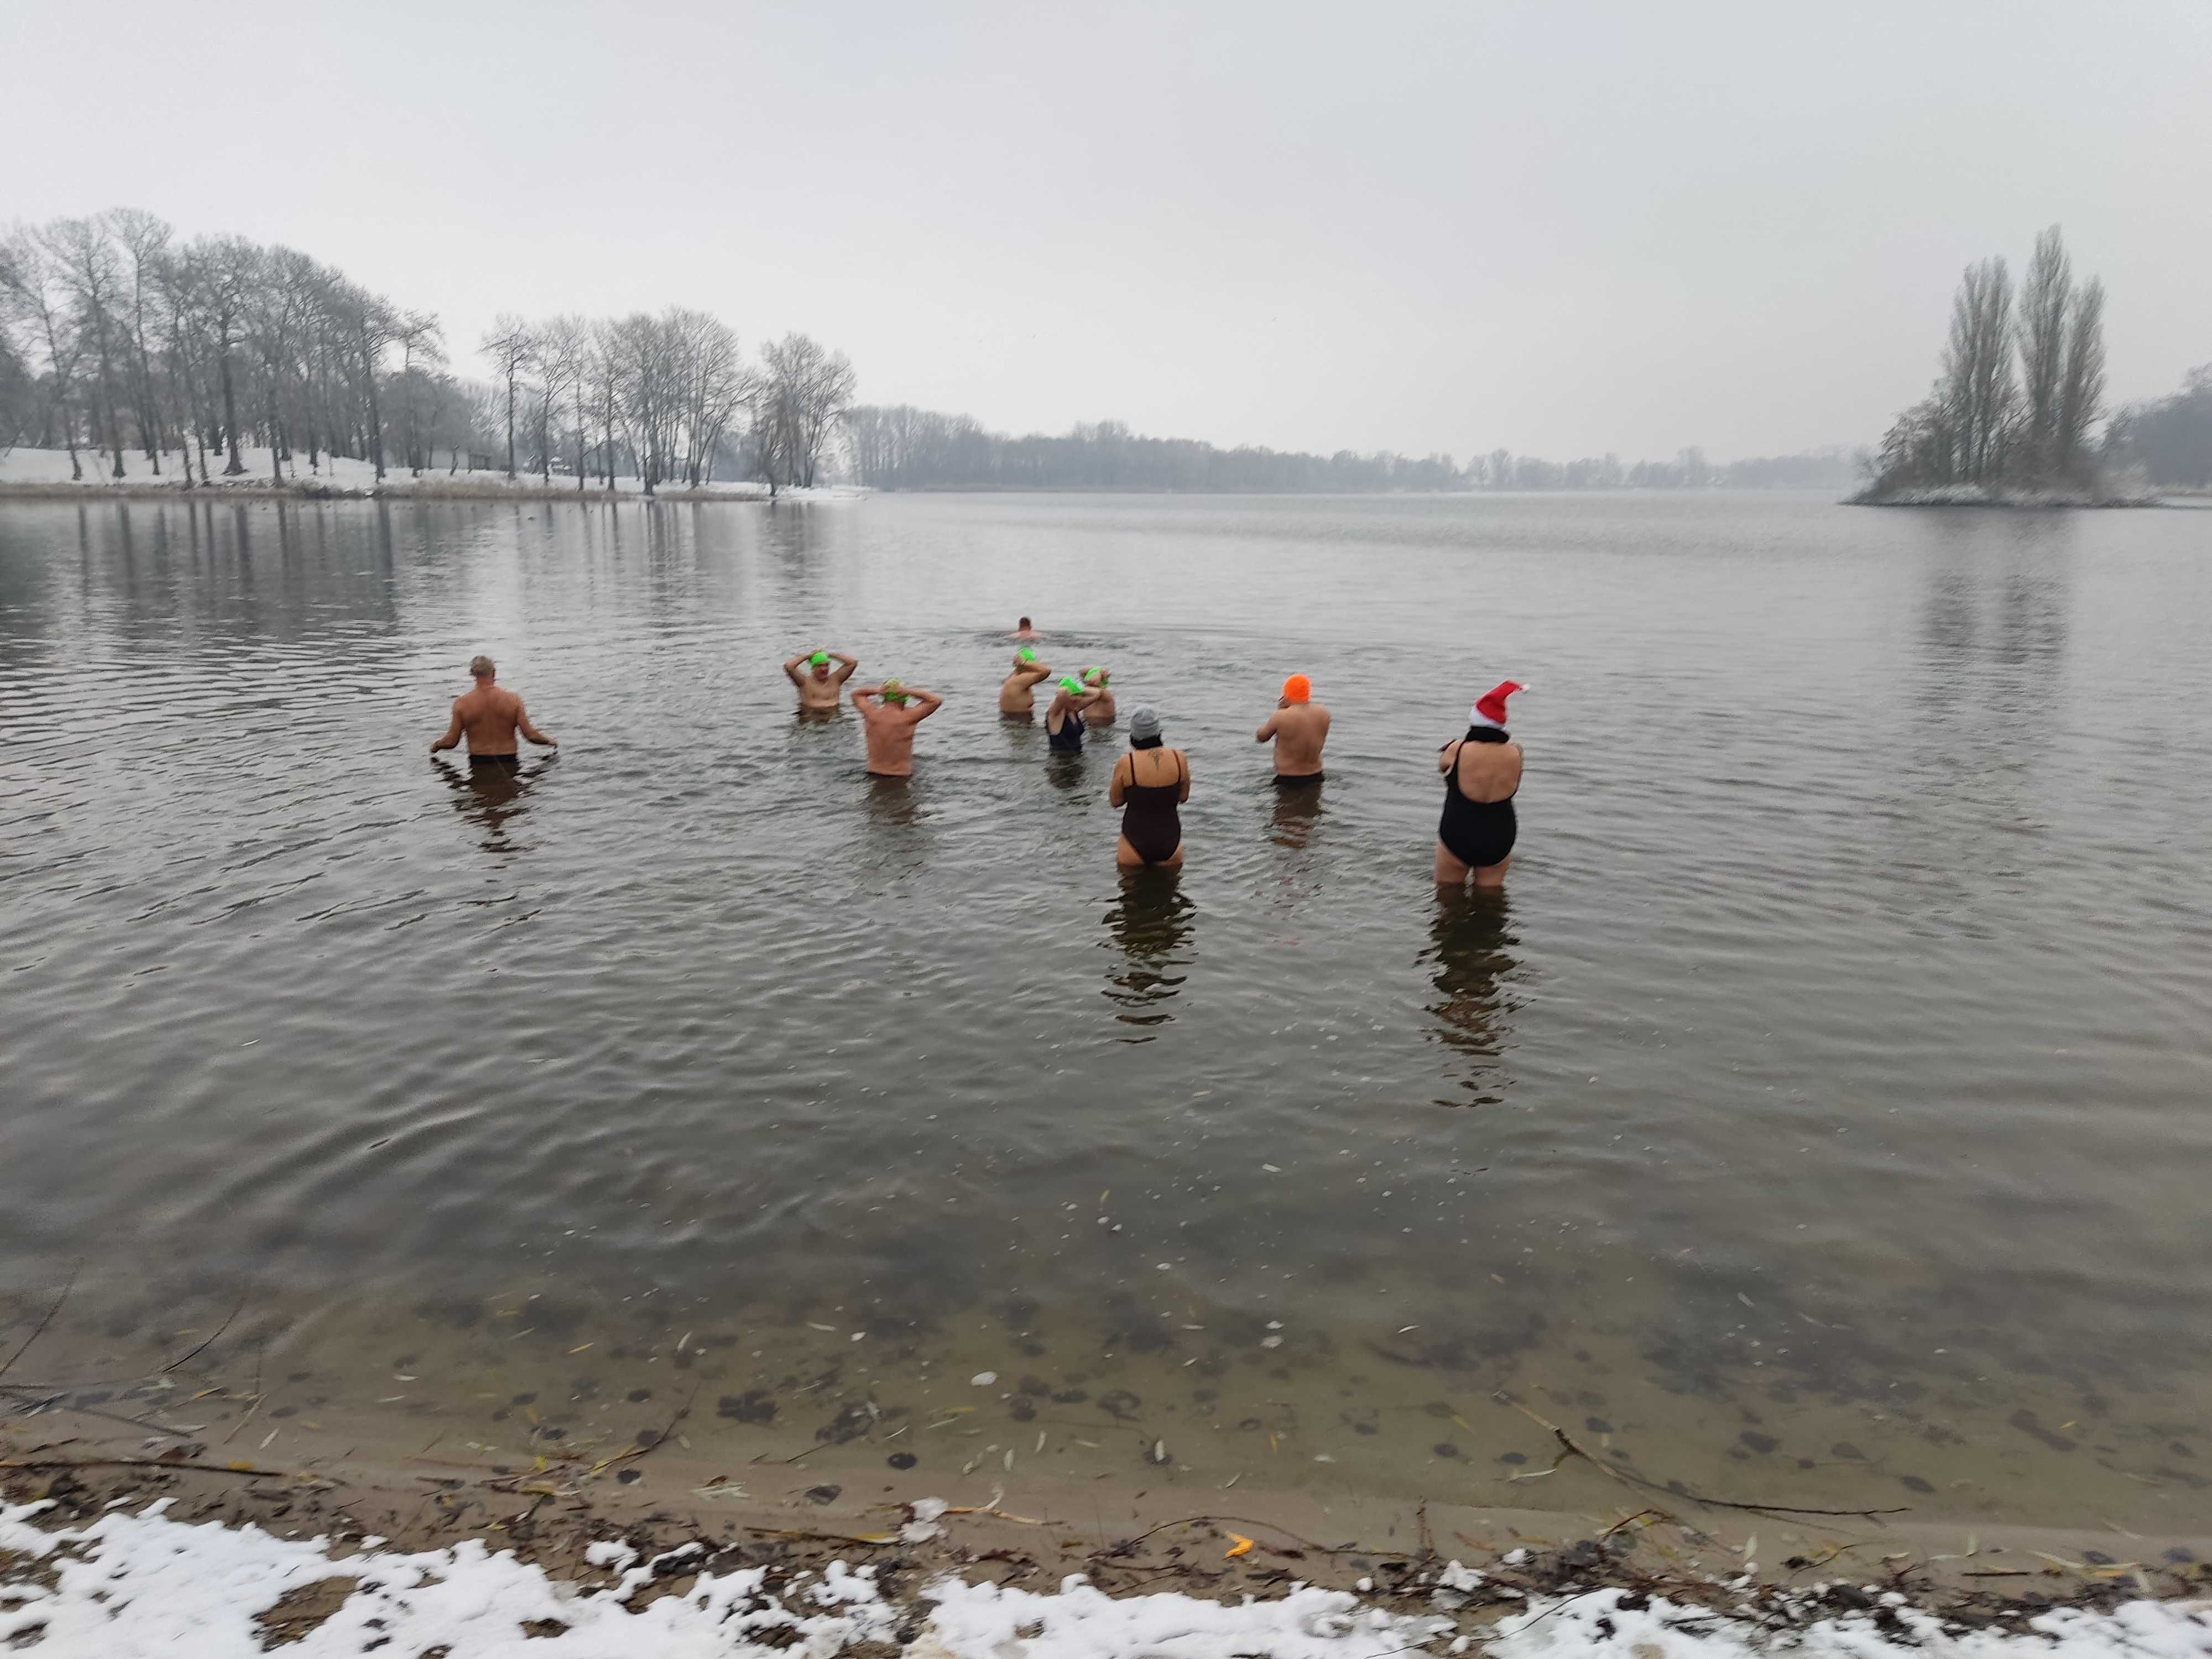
top-left (3, 1499), bottom-right (2208, 1659)
top-left (0, 446), bottom-right (855, 498)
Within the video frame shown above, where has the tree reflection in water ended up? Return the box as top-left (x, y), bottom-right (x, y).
top-left (1099, 867), bottom-right (1195, 1041)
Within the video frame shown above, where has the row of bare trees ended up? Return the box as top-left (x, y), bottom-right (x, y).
top-left (0, 208), bottom-right (859, 494)
top-left (0, 210), bottom-right (452, 486)
top-left (1869, 226), bottom-right (2107, 494)
top-left (472, 311), bottom-right (853, 495)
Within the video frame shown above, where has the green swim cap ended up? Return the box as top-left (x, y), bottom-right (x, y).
top-left (1019, 648), bottom-right (1035, 661)
top-left (810, 651), bottom-right (830, 666)
top-left (880, 677), bottom-right (908, 705)
top-left (1058, 676), bottom-right (1082, 695)
top-left (1083, 665), bottom-right (1105, 683)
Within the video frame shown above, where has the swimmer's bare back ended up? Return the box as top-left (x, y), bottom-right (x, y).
top-left (1000, 652), bottom-right (1054, 714)
top-left (1256, 699), bottom-right (1331, 778)
top-left (853, 684), bottom-right (943, 777)
top-left (431, 659), bottom-right (554, 758)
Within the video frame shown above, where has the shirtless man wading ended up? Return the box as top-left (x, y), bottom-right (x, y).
top-left (852, 681), bottom-right (945, 778)
top-left (785, 649), bottom-right (859, 711)
top-left (430, 655), bottom-right (556, 769)
top-left (999, 649), bottom-right (1055, 715)
top-left (1255, 674), bottom-right (1329, 785)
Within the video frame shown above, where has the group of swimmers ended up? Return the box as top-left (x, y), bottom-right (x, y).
top-left (432, 618), bottom-right (1526, 888)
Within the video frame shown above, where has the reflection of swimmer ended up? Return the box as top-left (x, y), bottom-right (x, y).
top-left (851, 680), bottom-right (943, 778)
top-left (784, 647), bottom-right (858, 711)
top-left (864, 772), bottom-right (925, 830)
top-left (999, 648), bottom-right (1054, 714)
top-left (1256, 673), bottom-right (1329, 786)
top-left (1100, 865), bottom-right (1195, 1037)
top-left (1423, 887), bottom-right (1517, 1096)
top-left (1436, 681), bottom-right (1525, 890)
top-left (1080, 665), bottom-right (1116, 724)
top-left (429, 654), bottom-right (556, 766)
top-left (432, 752), bottom-right (546, 849)
top-left (1046, 676), bottom-right (1105, 753)
top-left (1267, 775), bottom-right (1322, 851)
top-left (1109, 707), bottom-right (1188, 868)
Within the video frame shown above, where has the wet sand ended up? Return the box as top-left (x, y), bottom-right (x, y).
top-left (6, 1340), bottom-right (2208, 1644)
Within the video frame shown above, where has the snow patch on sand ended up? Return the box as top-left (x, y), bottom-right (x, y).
top-left (3, 1499), bottom-right (2208, 1658)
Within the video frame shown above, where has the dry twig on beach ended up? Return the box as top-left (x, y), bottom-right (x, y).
top-left (0, 1263), bottom-right (81, 1382)
top-left (1493, 1392), bottom-right (1910, 1522)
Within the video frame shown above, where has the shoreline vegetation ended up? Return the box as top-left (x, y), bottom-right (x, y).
top-left (1851, 226), bottom-right (2210, 508)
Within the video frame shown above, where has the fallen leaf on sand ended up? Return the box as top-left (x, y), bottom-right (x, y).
top-left (1225, 1533), bottom-right (1255, 1558)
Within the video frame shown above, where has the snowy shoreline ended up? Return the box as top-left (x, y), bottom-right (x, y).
top-left (4, 1490), bottom-right (2208, 1659)
top-left (0, 445), bottom-right (860, 503)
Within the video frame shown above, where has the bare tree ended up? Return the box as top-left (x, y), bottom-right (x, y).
top-left (394, 311), bottom-right (444, 474)
top-left (2054, 277), bottom-right (2105, 483)
top-left (479, 314), bottom-right (533, 479)
top-left (108, 208), bottom-right (173, 470)
top-left (535, 314), bottom-right (593, 491)
top-left (45, 217), bottom-right (132, 478)
top-left (2015, 227), bottom-right (2070, 479)
top-left (750, 332), bottom-right (856, 491)
top-left (0, 227), bottom-right (85, 479)
top-left (1939, 257), bottom-right (2017, 484)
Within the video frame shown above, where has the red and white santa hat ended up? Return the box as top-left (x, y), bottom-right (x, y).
top-left (1469, 680), bottom-right (1526, 729)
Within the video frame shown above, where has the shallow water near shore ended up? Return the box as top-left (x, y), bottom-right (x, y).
top-left (2, 492), bottom-right (2209, 1530)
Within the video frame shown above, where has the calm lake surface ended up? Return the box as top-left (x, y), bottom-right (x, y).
top-left (2, 492), bottom-right (2208, 1527)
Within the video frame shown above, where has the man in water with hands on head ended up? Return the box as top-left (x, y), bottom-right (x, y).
top-left (784, 648), bottom-right (859, 711)
top-left (852, 679), bottom-right (945, 778)
top-left (430, 655), bottom-right (555, 769)
top-left (1256, 674), bottom-right (1329, 786)
top-left (1000, 648), bottom-right (1055, 715)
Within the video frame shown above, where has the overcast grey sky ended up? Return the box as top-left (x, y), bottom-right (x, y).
top-left (8, 0), bottom-right (2209, 460)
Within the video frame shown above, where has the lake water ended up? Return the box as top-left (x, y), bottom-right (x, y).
top-left (2, 492), bottom-right (2208, 1528)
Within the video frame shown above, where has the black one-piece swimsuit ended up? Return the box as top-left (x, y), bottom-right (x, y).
top-left (1120, 752), bottom-right (1185, 864)
top-left (1438, 742), bottom-right (1517, 868)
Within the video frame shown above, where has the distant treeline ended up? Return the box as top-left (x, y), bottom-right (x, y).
top-left (842, 407), bottom-right (1861, 494)
top-left (2106, 366), bottom-right (2212, 487)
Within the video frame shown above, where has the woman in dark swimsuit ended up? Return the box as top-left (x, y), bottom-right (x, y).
top-left (1436, 680), bottom-right (1525, 889)
top-left (1046, 676), bottom-right (1103, 754)
top-left (1110, 706), bottom-right (1190, 868)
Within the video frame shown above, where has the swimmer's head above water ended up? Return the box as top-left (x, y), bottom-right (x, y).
top-left (1280, 673), bottom-right (1310, 706)
top-left (1057, 676), bottom-right (1083, 697)
top-left (1128, 706), bottom-right (1163, 748)
top-left (879, 677), bottom-right (909, 706)
top-left (470, 654), bottom-right (496, 681)
top-left (1083, 665), bottom-right (1109, 686)
top-left (809, 651), bottom-right (832, 680)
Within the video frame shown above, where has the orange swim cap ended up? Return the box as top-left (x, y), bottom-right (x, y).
top-left (1282, 674), bottom-right (1311, 703)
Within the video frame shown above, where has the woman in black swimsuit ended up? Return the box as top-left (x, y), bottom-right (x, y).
top-left (1110, 706), bottom-right (1190, 868)
top-left (1436, 680), bottom-right (1524, 889)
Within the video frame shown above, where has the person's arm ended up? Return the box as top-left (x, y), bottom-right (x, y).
top-left (1108, 754), bottom-right (1128, 807)
top-left (1077, 687), bottom-right (1108, 711)
top-left (907, 688), bottom-right (943, 722)
top-left (1255, 712), bottom-right (1280, 743)
top-left (851, 686), bottom-right (879, 712)
top-left (430, 701), bottom-right (464, 753)
top-left (1176, 749), bottom-right (1191, 803)
top-left (1019, 665), bottom-right (1054, 688)
top-left (1437, 738), bottom-right (1459, 773)
top-left (831, 653), bottom-right (859, 685)
top-left (516, 700), bottom-right (556, 747)
top-left (782, 652), bottom-right (810, 685)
